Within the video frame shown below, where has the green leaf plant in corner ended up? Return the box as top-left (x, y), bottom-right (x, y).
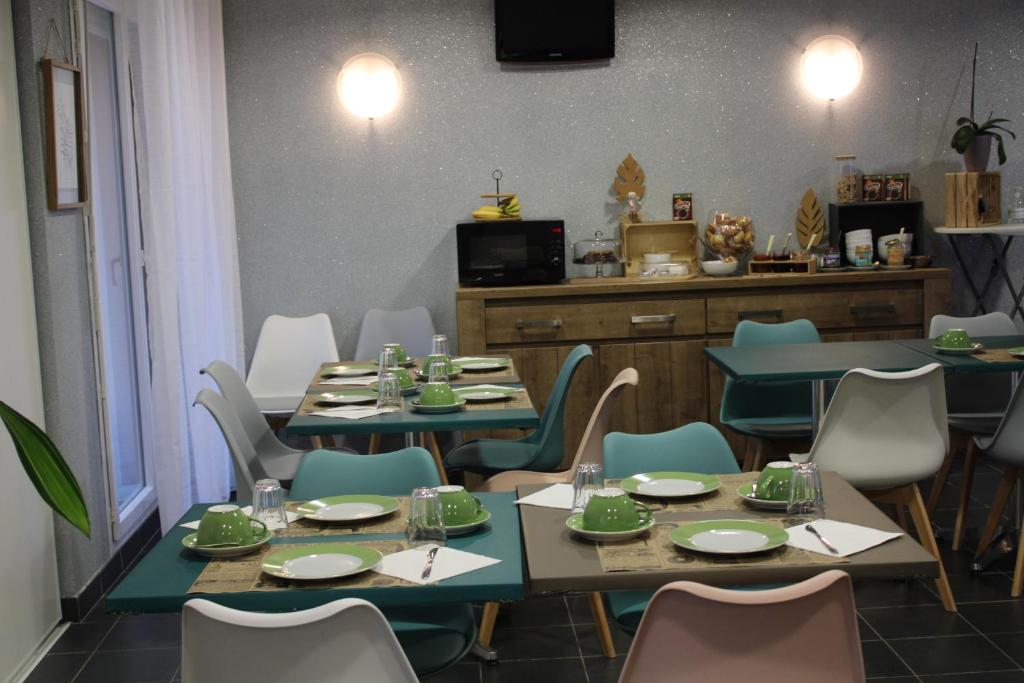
top-left (950, 41), bottom-right (1017, 165)
top-left (0, 400), bottom-right (91, 537)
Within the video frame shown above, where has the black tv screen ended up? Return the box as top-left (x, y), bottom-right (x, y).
top-left (495, 0), bottom-right (615, 62)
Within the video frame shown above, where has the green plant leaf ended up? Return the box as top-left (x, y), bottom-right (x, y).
top-left (995, 133), bottom-right (1007, 165)
top-left (951, 125), bottom-right (976, 153)
top-left (0, 401), bottom-right (90, 537)
top-left (956, 116), bottom-right (975, 126)
top-left (987, 124), bottom-right (1017, 140)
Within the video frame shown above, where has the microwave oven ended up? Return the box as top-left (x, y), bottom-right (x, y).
top-left (456, 220), bottom-right (566, 286)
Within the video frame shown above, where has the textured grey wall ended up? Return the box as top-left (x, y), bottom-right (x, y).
top-left (11, 0), bottom-right (112, 596)
top-left (223, 0), bottom-right (1024, 355)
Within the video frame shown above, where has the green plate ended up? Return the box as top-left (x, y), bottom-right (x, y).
top-left (444, 509), bottom-right (492, 536)
top-left (410, 397), bottom-right (467, 413)
top-left (565, 513), bottom-right (656, 541)
top-left (315, 389), bottom-right (377, 405)
top-left (932, 342), bottom-right (983, 355)
top-left (1009, 347), bottom-right (1024, 358)
top-left (321, 363), bottom-right (378, 378)
top-left (370, 358), bottom-right (417, 368)
top-left (456, 358), bottom-right (511, 371)
top-left (261, 543), bottom-right (382, 581)
top-left (453, 386), bottom-right (518, 402)
top-left (736, 482), bottom-right (789, 510)
top-left (182, 528), bottom-right (272, 558)
top-left (620, 471), bottom-right (722, 499)
top-left (295, 494), bottom-right (401, 522)
top-left (671, 519), bottom-right (789, 555)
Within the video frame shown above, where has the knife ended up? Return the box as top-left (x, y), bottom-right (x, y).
top-left (421, 546), bottom-right (440, 580)
top-left (805, 524), bottom-right (840, 555)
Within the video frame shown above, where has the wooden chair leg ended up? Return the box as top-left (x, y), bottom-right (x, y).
top-left (368, 433), bottom-right (381, 454)
top-left (927, 432), bottom-right (962, 514)
top-left (423, 432), bottom-right (449, 485)
top-left (973, 466), bottom-right (1018, 561)
top-left (952, 438), bottom-right (978, 551)
top-left (741, 439), bottom-right (755, 472)
top-left (750, 439), bottom-right (765, 472)
top-left (905, 483), bottom-right (957, 612)
top-left (310, 435), bottom-right (324, 449)
top-left (478, 602), bottom-right (500, 646)
top-left (586, 592), bottom-right (617, 658)
top-left (741, 438), bottom-right (763, 472)
top-left (1013, 527), bottom-right (1024, 598)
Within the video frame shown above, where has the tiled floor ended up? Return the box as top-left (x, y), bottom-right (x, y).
top-left (24, 460), bottom-right (1024, 683)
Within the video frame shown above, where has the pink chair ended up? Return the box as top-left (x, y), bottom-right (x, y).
top-left (619, 570), bottom-right (865, 683)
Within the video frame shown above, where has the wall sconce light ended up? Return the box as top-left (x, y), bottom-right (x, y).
top-left (337, 53), bottom-right (402, 120)
top-left (800, 35), bottom-right (863, 101)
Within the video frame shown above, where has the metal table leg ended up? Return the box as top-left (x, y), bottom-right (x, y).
top-left (985, 235), bottom-right (1024, 321)
top-left (472, 640), bottom-right (499, 663)
top-left (404, 432), bottom-right (415, 448)
top-left (811, 379), bottom-right (826, 441)
top-left (947, 235), bottom-right (990, 315)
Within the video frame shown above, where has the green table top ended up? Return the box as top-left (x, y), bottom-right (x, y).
top-left (286, 384), bottom-right (539, 435)
top-left (898, 336), bottom-right (1024, 374)
top-left (704, 340), bottom-right (943, 382)
top-left (105, 492), bottom-right (523, 614)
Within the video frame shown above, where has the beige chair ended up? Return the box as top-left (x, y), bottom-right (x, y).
top-left (619, 571), bottom-right (865, 683)
top-left (472, 367), bottom-right (638, 656)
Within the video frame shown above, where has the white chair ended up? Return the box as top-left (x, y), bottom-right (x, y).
top-left (193, 388), bottom-right (261, 503)
top-left (181, 598), bottom-right (418, 683)
top-left (354, 306), bottom-right (435, 361)
top-left (246, 314), bottom-right (340, 415)
top-left (927, 313), bottom-right (1017, 548)
top-left (794, 363), bottom-right (956, 612)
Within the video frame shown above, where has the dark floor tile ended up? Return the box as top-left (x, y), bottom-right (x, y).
top-left (82, 602), bottom-right (118, 624)
top-left (865, 678), bottom-right (915, 682)
top-left (853, 578), bottom-right (943, 608)
top-left (858, 614), bottom-right (880, 641)
top-left (860, 605), bottom-right (975, 639)
top-left (575, 623), bottom-right (634, 658)
top-left (861, 641), bottom-right (913, 678)
top-left (98, 614), bottom-right (181, 651)
top-left (480, 658), bottom-right (587, 683)
top-left (431, 661), bottom-right (481, 682)
top-left (920, 672), bottom-right (1024, 682)
top-left (583, 655), bottom-right (626, 683)
top-left (960, 601), bottom-right (1024, 634)
top-left (889, 635), bottom-right (1017, 675)
top-left (488, 624), bottom-right (579, 660)
top-left (990, 632), bottom-right (1024, 667)
top-left (74, 648), bottom-right (180, 683)
top-left (939, 538), bottom-right (1017, 575)
top-left (943, 571), bottom-right (1016, 603)
top-left (566, 594), bottom-right (595, 624)
top-left (23, 653), bottom-right (88, 683)
top-left (498, 596), bottom-right (571, 628)
top-left (50, 622), bottom-right (116, 654)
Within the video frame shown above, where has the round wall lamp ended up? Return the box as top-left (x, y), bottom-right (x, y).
top-left (800, 34), bottom-right (863, 101)
top-left (337, 53), bottom-right (402, 119)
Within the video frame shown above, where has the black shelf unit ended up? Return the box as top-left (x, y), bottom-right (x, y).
top-left (828, 200), bottom-right (924, 265)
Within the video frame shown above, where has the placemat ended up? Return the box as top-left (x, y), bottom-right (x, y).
top-left (463, 389), bottom-right (533, 412)
top-left (188, 540), bottom-right (413, 594)
top-left (595, 520), bottom-right (847, 573)
top-left (975, 348), bottom-right (1023, 364)
top-left (436, 356), bottom-right (521, 386)
top-left (607, 472), bottom-right (760, 513)
top-left (276, 499), bottom-right (410, 537)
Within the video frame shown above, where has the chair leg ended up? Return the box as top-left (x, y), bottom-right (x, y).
top-left (478, 602), bottom-right (500, 646)
top-left (310, 435), bottom-right (324, 449)
top-left (368, 433), bottom-right (381, 454)
top-left (952, 438), bottom-right (979, 551)
top-left (422, 432), bottom-right (449, 485)
top-left (587, 592), bottom-right (617, 658)
top-left (973, 466), bottom-right (1018, 561)
top-left (905, 483), bottom-right (957, 612)
top-left (927, 431), bottom-right (962, 515)
top-left (1013, 525), bottom-right (1024, 598)
top-left (741, 438), bottom-right (763, 472)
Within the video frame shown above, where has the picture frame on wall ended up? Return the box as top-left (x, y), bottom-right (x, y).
top-left (42, 59), bottom-right (88, 209)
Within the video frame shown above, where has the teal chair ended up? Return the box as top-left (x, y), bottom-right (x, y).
top-left (289, 448), bottom-right (476, 678)
top-left (444, 344), bottom-right (593, 476)
top-left (720, 319), bottom-right (820, 471)
top-left (602, 422), bottom-right (741, 635)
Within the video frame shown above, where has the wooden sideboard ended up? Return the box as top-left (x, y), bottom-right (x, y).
top-left (455, 269), bottom-right (952, 462)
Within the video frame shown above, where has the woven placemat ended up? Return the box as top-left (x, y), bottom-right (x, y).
top-left (188, 540), bottom-right (413, 594)
top-left (975, 348), bottom-right (1023, 364)
top-left (607, 472), bottom-right (761, 513)
top-left (276, 499), bottom-right (410, 538)
top-left (595, 519), bottom-right (847, 572)
top-left (439, 356), bottom-right (521, 386)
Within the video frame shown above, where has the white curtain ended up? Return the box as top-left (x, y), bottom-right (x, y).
top-left (136, 0), bottom-right (243, 531)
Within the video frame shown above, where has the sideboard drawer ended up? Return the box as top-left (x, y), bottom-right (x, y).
top-left (485, 298), bottom-right (706, 344)
top-left (706, 288), bottom-right (922, 333)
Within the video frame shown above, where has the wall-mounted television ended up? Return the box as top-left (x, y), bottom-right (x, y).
top-left (495, 0), bottom-right (615, 63)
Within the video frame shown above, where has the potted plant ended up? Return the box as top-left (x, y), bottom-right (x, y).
top-left (951, 42), bottom-right (1016, 172)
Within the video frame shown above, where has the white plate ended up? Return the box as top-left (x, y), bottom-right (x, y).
top-left (690, 529), bottom-right (770, 554)
top-left (457, 390), bottom-right (512, 402)
top-left (281, 553), bottom-right (366, 580)
top-left (636, 479), bottom-right (705, 497)
top-left (459, 361), bottom-right (508, 371)
top-left (313, 502), bottom-right (386, 521)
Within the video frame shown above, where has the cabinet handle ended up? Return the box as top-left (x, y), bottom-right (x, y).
top-left (737, 309), bottom-right (783, 321)
top-left (515, 319), bottom-right (562, 329)
top-left (850, 303), bottom-right (896, 317)
top-left (631, 314), bottom-right (676, 324)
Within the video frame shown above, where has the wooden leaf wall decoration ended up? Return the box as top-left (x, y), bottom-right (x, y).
top-left (795, 187), bottom-right (825, 248)
top-left (613, 153), bottom-right (646, 202)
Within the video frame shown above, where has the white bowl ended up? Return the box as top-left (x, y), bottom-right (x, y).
top-left (877, 234), bottom-right (914, 259)
top-left (643, 252), bottom-right (673, 264)
top-left (701, 259), bottom-right (738, 276)
top-left (846, 229), bottom-right (872, 239)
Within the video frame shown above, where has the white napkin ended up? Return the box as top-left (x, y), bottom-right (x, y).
top-left (311, 407), bottom-right (395, 419)
top-left (320, 376), bottom-right (379, 386)
top-left (374, 544), bottom-right (501, 585)
top-left (180, 506), bottom-right (300, 531)
top-left (785, 519), bottom-right (902, 557)
top-left (515, 483), bottom-right (575, 510)
top-left (461, 384), bottom-right (524, 392)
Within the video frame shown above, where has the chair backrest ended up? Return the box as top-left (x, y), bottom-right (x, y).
top-left (929, 312), bottom-right (1017, 415)
top-left (182, 598), bottom-right (418, 683)
top-left (807, 364), bottom-right (948, 490)
top-left (604, 422), bottom-right (740, 479)
top-left (528, 344), bottom-right (595, 471)
top-left (193, 388), bottom-right (263, 503)
top-left (354, 307), bottom-right (436, 360)
top-left (619, 570), bottom-right (864, 683)
top-left (568, 368), bottom-right (638, 471)
top-left (202, 360), bottom-right (278, 451)
top-left (979, 379), bottom-right (1024, 467)
top-left (289, 448), bottom-right (442, 500)
top-left (246, 314), bottom-right (340, 400)
top-left (720, 319), bottom-right (821, 423)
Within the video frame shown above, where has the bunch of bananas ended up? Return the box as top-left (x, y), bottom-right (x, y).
top-left (473, 194), bottom-right (521, 220)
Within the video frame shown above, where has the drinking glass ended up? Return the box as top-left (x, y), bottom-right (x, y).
top-left (406, 487), bottom-right (446, 548)
top-left (427, 359), bottom-right (449, 385)
top-left (376, 371), bottom-right (403, 412)
top-left (572, 462), bottom-right (604, 513)
top-left (379, 346), bottom-right (399, 374)
top-left (786, 462), bottom-right (826, 523)
top-left (431, 334), bottom-right (450, 358)
top-left (251, 478), bottom-right (288, 530)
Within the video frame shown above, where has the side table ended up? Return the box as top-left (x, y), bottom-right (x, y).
top-left (936, 225), bottom-right (1024, 322)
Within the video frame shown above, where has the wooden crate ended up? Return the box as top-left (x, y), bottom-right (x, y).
top-left (620, 219), bottom-right (698, 276)
top-left (944, 172), bottom-right (1001, 227)
top-left (748, 258), bottom-right (817, 275)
